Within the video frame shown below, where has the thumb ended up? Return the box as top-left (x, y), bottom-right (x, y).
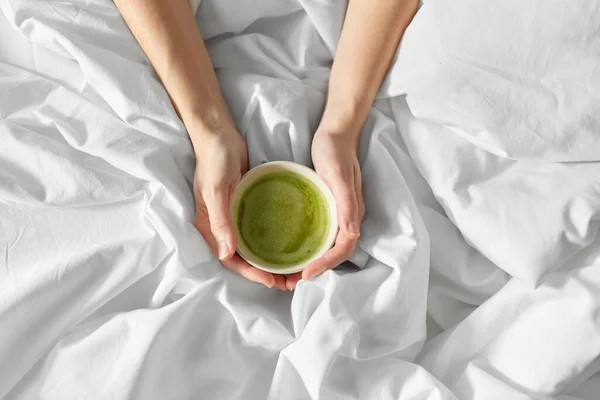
top-left (327, 172), bottom-right (360, 238)
top-left (204, 184), bottom-right (237, 260)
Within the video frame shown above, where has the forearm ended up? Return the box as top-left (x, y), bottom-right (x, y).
top-left (320, 0), bottom-right (419, 143)
top-left (114, 0), bottom-right (234, 149)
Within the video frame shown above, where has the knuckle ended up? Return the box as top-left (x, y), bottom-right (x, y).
top-left (209, 218), bottom-right (229, 234)
top-left (340, 194), bottom-right (357, 211)
top-left (331, 164), bottom-right (350, 179)
top-left (212, 179), bottom-right (229, 192)
top-left (202, 181), bottom-right (229, 201)
top-left (342, 244), bottom-right (356, 259)
top-left (321, 164), bottom-right (348, 181)
top-left (195, 199), bottom-right (209, 217)
top-left (359, 200), bottom-right (366, 217)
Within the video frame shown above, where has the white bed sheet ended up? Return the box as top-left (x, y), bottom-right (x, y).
top-left (0, 0), bottom-right (599, 399)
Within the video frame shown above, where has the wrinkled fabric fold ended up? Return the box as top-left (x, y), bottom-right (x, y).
top-left (1, 0), bottom-right (600, 399)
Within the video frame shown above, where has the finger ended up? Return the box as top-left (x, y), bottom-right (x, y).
top-left (195, 201), bottom-right (286, 290)
top-left (301, 230), bottom-right (358, 281)
top-left (203, 184), bottom-right (237, 261)
top-left (353, 164), bottom-right (365, 221)
top-left (222, 254), bottom-right (284, 289)
top-left (272, 274), bottom-right (288, 291)
top-left (194, 204), bottom-right (223, 256)
top-left (196, 225), bottom-right (286, 290)
top-left (286, 272), bottom-right (303, 290)
top-left (326, 169), bottom-right (361, 238)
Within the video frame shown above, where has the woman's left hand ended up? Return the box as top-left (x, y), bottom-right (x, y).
top-left (285, 130), bottom-right (365, 290)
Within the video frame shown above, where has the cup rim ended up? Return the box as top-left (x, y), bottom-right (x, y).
top-left (230, 161), bottom-right (338, 275)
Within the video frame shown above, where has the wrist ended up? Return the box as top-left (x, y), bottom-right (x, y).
top-left (314, 124), bottom-right (361, 151)
top-left (318, 86), bottom-right (372, 140)
top-left (183, 106), bottom-right (238, 153)
top-left (317, 103), bottom-right (365, 147)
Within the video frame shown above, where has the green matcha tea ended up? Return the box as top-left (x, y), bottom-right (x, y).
top-left (235, 171), bottom-right (330, 267)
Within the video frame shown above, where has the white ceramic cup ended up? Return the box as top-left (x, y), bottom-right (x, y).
top-left (230, 161), bottom-right (338, 275)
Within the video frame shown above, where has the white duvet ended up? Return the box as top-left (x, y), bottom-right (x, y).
top-left (1, 0), bottom-right (599, 399)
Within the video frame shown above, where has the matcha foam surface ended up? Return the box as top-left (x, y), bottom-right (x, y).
top-left (236, 171), bottom-right (329, 266)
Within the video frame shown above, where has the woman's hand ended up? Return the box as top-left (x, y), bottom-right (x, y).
top-left (280, 0), bottom-right (417, 290)
top-left (192, 125), bottom-right (287, 291)
top-left (114, 0), bottom-right (287, 290)
top-left (285, 130), bottom-right (365, 290)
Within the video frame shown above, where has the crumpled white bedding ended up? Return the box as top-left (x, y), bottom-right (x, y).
top-left (1, 0), bottom-right (599, 399)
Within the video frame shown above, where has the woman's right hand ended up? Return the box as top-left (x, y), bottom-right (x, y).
top-left (191, 124), bottom-right (287, 290)
top-left (114, 0), bottom-right (289, 289)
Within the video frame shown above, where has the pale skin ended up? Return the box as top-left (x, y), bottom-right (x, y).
top-left (114, 0), bottom-right (419, 291)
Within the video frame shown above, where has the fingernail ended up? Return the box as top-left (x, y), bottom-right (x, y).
top-left (217, 240), bottom-right (230, 260)
top-left (286, 281), bottom-right (295, 291)
top-left (264, 280), bottom-right (274, 289)
top-left (348, 222), bottom-right (361, 237)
